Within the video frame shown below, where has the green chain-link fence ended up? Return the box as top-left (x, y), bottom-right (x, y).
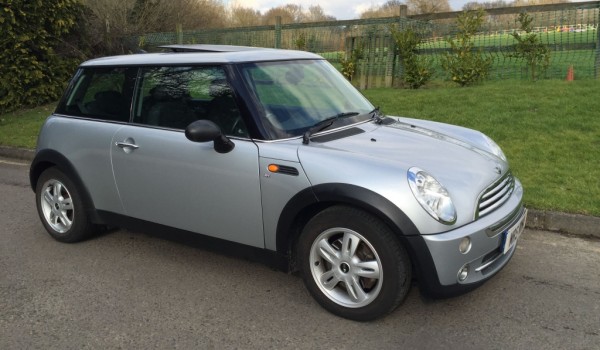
top-left (134, 1), bottom-right (600, 88)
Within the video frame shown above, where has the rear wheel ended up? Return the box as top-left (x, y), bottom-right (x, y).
top-left (297, 206), bottom-right (412, 321)
top-left (35, 167), bottom-right (94, 243)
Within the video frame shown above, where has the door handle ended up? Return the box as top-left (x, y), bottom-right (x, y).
top-left (115, 137), bottom-right (139, 154)
top-left (115, 141), bottom-right (139, 149)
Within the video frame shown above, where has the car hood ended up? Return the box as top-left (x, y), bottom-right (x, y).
top-left (297, 117), bottom-right (509, 226)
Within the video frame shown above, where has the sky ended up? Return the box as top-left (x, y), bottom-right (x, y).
top-left (226, 0), bottom-right (589, 20)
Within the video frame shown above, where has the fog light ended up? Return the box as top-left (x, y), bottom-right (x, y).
top-left (459, 237), bottom-right (471, 254)
top-left (458, 265), bottom-right (469, 282)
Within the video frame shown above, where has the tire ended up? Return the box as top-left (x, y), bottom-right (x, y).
top-left (297, 206), bottom-right (412, 321)
top-left (35, 167), bottom-right (94, 243)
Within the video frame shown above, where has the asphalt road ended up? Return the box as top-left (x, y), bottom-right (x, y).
top-left (1, 158), bottom-right (599, 349)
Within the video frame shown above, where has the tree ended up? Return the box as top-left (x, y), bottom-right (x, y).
top-left (229, 4), bottom-right (262, 27)
top-left (406, 0), bottom-right (451, 14)
top-left (513, 0), bottom-right (568, 5)
top-left (305, 5), bottom-right (336, 22)
top-left (463, 1), bottom-right (513, 10)
top-left (262, 6), bottom-right (296, 25)
top-left (82, 0), bottom-right (228, 54)
top-left (462, 1), bottom-right (568, 11)
top-left (283, 4), bottom-right (306, 22)
top-left (128, 0), bottom-right (158, 27)
top-left (360, 1), bottom-right (405, 19)
top-left (262, 4), bottom-right (335, 25)
top-left (0, 0), bottom-right (84, 112)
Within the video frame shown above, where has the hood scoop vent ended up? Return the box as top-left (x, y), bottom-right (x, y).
top-left (311, 127), bottom-right (364, 143)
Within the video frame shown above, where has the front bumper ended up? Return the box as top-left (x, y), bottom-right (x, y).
top-left (406, 178), bottom-right (525, 297)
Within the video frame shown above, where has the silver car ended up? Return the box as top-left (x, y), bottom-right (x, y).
top-left (30, 45), bottom-right (526, 321)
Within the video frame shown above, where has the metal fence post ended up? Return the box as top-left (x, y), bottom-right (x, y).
top-left (275, 16), bottom-right (282, 49)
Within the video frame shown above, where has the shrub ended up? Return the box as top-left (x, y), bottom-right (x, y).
top-left (294, 32), bottom-right (318, 52)
top-left (339, 47), bottom-right (364, 82)
top-left (0, 0), bottom-right (85, 113)
top-left (441, 10), bottom-right (492, 87)
top-left (511, 12), bottom-right (550, 81)
top-left (392, 26), bottom-right (434, 89)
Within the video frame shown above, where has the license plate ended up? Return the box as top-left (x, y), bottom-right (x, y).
top-left (502, 209), bottom-right (527, 254)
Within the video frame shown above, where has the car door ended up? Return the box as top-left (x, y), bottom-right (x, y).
top-left (110, 66), bottom-right (264, 248)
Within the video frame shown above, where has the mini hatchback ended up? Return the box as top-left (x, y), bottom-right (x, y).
top-left (31, 45), bottom-right (526, 321)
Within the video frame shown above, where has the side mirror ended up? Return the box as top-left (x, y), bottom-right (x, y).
top-left (185, 120), bottom-right (235, 154)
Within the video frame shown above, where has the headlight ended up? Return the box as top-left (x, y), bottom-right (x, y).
top-left (408, 167), bottom-right (457, 224)
top-left (482, 134), bottom-right (507, 161)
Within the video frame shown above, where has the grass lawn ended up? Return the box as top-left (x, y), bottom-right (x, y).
top-left (0, 103), bottom-right (55, 149)
top-left (0, 80), bottom-right (598, 216)
top-left (363, 79), bottom-right (600, 217)
top-left (421, 29), bottom-right (598, 49)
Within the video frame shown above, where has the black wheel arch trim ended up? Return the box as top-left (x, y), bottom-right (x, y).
top-left (276, 183), bottom-right (420, 255)
top-left (276, 183), bottom-right (422, 251)
top-left (30, 149), bottom-right (103, 224)
top-left (275, 183), bottom-right (481, 296)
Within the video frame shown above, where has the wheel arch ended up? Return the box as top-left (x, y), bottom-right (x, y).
top-left (30, 149), bottom-right (103, 224)
top-left (276, 183), bottom-right (421, 270)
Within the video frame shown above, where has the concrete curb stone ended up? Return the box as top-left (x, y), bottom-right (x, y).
top-left (527, 209), bottom-right (599, 239)
top-left (0, 146), bottom-right (35, 161)
top-left (1, 146), bottom-right (598, 239)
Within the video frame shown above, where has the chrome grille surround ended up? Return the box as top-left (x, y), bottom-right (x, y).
top-left (476, 171), bottom-right (515, 219)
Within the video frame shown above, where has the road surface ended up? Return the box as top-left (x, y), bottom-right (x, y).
top-left (1, 158), bottom-right (598, 349)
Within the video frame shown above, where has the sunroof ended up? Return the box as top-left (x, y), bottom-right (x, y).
top-left (158, 44), bottom-right (266, 53)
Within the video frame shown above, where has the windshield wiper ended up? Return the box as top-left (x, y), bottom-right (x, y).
top-left (302, 112), bottom-right (359, 144)
top-left (370, 106), bottom-right (384, 124)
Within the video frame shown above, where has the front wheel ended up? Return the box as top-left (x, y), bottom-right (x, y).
top-left (35, 167), bottom-right (94, 243)
top-left (297, 206), bottom-right (412, 321)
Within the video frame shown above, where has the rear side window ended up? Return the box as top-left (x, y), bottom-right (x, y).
top-left (57, 67), bottom-right (136, 122)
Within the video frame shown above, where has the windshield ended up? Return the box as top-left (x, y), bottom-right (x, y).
top-left (240, 60), bottom-right (374, 139)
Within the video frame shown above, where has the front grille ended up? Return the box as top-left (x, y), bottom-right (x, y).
top-left (477, 172), bottom-right (515, 218)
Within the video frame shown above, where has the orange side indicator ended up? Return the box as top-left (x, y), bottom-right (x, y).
top-left (268, 164), bottom-right (280, 173)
